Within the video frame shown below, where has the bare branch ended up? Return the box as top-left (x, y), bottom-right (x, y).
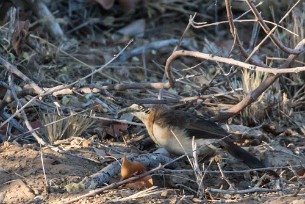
top-left (246, 0), bottom-right (302, 54)
top-left (214, 39), bottom-right (305, 122)
top-left (224, 0), bottom-right (267, 67)
top-left (164, 50), bottom-right (305, 88)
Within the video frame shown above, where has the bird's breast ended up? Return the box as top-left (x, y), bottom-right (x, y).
top-left (150, 123), bottom-right (220, 156)
top-left (151, 124), bottom-right (192, 155)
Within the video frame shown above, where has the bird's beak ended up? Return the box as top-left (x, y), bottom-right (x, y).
top-left (117, 106), bottom-right (137, 117)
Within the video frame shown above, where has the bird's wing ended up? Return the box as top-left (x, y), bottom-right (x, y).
top-left (154, 108), bottom-right (228, 140)
top-left (186, 115), bottom-right (228, 139)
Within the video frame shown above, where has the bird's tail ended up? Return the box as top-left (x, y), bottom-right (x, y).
top-left (221, 140), bottom-right (279, 178)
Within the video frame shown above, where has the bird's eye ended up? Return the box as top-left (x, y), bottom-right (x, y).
top-left (137, 104), bottom-right (150, 114)
top-left (138, 104), bottom-right (145, 110)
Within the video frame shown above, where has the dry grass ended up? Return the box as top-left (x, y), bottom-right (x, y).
top-left (42, 111), bottom-right (96, 143)
top-left (240, 69), bottom-right (270, 124)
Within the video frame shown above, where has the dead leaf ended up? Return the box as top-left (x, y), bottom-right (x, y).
top-left (161, 190), bottom-right (168, 197)
top-left (121, 156), bottom-right (146, 180)
top-left (106, 123), bottom-right (128, 137)
top-left (125, 175), bottom-right (153, 190)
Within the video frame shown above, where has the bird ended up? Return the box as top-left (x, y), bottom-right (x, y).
top-left (119, 104), bottom-right (279, 178)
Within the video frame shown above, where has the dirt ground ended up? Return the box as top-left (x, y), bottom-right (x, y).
top-left (0, 142), bottom-right (193, 203)
top-left (1, 140), bottom-right (305, 204)
top-left (0, 140), bottom-right (179, 203)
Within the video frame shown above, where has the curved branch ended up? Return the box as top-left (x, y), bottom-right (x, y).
top-left (164, 50), bottom-right (305, 87)
top-left (213, 39), bottom-right (305, 122)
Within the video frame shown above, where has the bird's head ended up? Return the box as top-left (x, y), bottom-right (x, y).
top-left (118, 104), bottom-right (151, 122)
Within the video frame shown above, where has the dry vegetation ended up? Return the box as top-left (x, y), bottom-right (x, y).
top-left (0, 0), bottom-right (305, 203)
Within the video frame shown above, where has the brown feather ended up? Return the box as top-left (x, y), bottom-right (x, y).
top-left (152, 105), bottom-right (227, 139)
top-left (148, 105), bottom-right (279, 178)
top-left (124, 104), bottom-right (279, 178)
